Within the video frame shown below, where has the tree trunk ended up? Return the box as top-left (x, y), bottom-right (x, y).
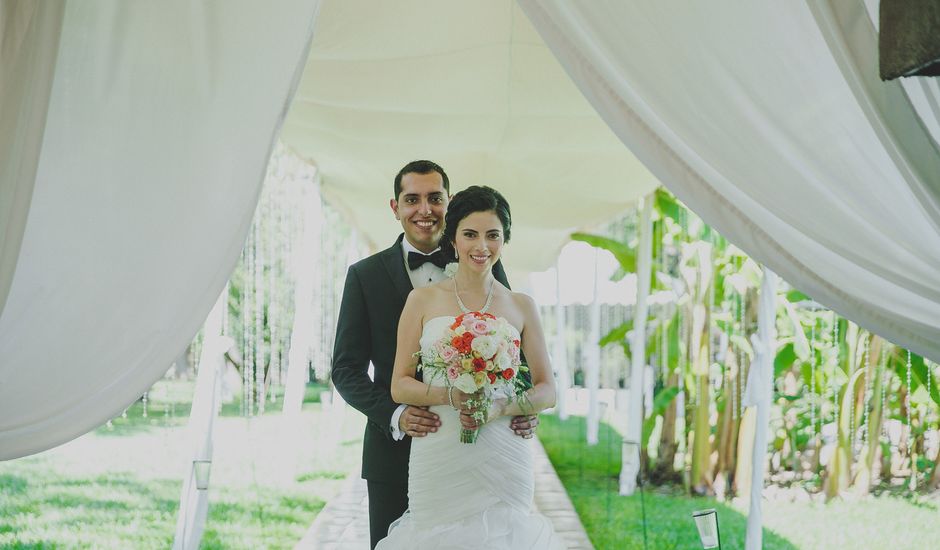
top-left (714, 353), bottom-right (738, 498)
top-left (651, 371), bottom-right (681, 484)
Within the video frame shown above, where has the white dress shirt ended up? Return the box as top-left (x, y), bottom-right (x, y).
top-left (390, 239), bottom-right (448, 440)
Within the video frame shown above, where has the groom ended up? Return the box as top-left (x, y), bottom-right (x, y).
top-left (331, 160), bottom-right (537, 548)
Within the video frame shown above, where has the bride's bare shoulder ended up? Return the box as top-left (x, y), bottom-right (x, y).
top-left (408, 285), bottom-right (437, 300)
top-left (505, 290), bottom-right (537, 322)
top-left (406, 281), bottom-right (451, 305)
top-left (508, 289), bottom-right (537, 309)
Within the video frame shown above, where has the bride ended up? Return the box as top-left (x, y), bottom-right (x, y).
top-left (377, 186), bottom-right (566, 549)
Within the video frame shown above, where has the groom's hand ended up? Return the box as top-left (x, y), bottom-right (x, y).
top-left (510, 415), bottom-right (538, 439)
top-left (399, 406), bottom-right (441, 438)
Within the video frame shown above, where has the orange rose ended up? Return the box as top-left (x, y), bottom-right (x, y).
top-left (502, 368), bottom-right (514, 380)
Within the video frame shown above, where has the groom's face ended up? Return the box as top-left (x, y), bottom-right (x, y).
top-left (390, 171), bottom-right (449, 253)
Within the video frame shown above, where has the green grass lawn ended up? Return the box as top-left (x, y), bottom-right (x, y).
top-left (538, 414), bottom-right (940, 550)
top-left (0, 380), bottom-right (363, 549)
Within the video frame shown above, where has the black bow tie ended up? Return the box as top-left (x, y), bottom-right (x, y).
top-left (408, 250), bottom-right (448, 270)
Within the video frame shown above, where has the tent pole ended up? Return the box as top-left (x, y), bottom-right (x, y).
top-left (172, 289), bottom-right (229, 549)
top-left (621, 194), bottom-right (652, 494)
top-left (744, 268), bottom-right (778, 550)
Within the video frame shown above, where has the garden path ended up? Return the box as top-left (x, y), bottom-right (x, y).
top-left (296, 437), bottom-right (594, 549)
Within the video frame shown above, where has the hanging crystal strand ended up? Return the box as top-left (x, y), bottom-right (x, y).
top-left (881, 346), bottom-right (889, 441)
top-left (857, 336), bottom-right (870, 454)
top-left (906, 350), bottom-right (913, 456)
top-left (609, 304), bottom-right (618, 390)
top-left (927, 359), bottom-right (932, 403)
top-left (268, 186), bottom-right (280, 404)
top-left (725, 293), bottom-right (733, 422)
top-left (316, 185), bottom-right (329, 381)
top-left (253, 209), bottom-right (266, 415)
top-left (737, 258), bottom-right (746, 420)
top-left (658, 221), bottom-right (668, 387)
top-left (832, 312), bottom-right (839, 428)
top-left (810, 318), bottom-right (817, 447)
top-left (600, 302), bottom-right (608, 389)
top-left (661, 310), bottom-right (669, 387)
top-left (243, 233), bottom-right (255, 418)
top-left (678, 302), bottom-right (686, 396)
top-left (142, 391), bottom-right (149, 418)
top-left (282, 183), bottom-right (295, 389)
top-left (928, 360), bottom-right (935, 435)
top-left (707, 247), bottom-right (719, 393)
top-left (222, 282), bottom-right (230, 338)
top-left (319, 207), bottom-right (328, 377)
top-left (735, 287), bottom-right (741, 420)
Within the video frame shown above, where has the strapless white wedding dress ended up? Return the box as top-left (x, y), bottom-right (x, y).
top-left (375, 316), bottom-right (566, 550)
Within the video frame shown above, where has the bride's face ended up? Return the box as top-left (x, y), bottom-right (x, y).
top-left (453, 210), bottom-right (504, 274)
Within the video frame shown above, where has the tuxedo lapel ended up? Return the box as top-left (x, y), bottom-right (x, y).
top-left (380, 234), bottom-right (414, 303)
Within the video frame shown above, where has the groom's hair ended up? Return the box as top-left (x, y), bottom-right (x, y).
top-left (393, 160), bottom-right (450, 199)
top-left (442, 186), bottom-right (512, 261)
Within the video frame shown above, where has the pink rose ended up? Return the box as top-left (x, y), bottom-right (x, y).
top-left (447, 364), bottom-right (461, 381)
top-left (439, 345), bottom-right (458, 363)
top-left (470, 320), bottom-right (490, 336)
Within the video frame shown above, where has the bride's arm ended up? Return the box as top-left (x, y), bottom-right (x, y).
top-left (493, 294), bottom-right (556, 418)
top-left (390, 290), bottom-right (448, 407)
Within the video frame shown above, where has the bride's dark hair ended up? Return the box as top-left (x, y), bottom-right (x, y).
top-left (441, 186), bottom-right (512, 263)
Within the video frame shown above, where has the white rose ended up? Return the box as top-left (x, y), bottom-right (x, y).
top-left (497, 352), bottom-right (512, 372)
top-left (470, 335), bottom-right (498, 359)
top-left (454, 373), bottom-right (478, 393)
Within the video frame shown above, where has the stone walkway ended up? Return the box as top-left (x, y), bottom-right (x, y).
top-left (296, 437), bottom-right (594, 549)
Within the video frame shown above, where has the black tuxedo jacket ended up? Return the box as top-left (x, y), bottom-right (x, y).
top-left (331, 234), bottom-right (512, 481)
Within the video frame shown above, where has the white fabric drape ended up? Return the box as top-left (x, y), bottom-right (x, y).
top-left (518, 0), bottom-right (940, 363)
top-left (0, 1), bottom-right (64, 317)
top-left (281, 0), bottom-right (660, 279)
top-left (0, 0), bottom-right (320, 460)
top-left (742, 269), bottom-right (778, 550)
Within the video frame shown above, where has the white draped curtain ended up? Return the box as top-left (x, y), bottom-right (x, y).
top-left (0, 1), bottom-right (64, 317)
top-left (518, 0), bottom-right (940, 363)
top-left (0, 0), bottom-right (320, 460)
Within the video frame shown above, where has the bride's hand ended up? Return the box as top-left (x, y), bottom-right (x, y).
top-left (452, 389), bottom-right (479, 430)
top-left (458, 396), bottom-right (507, 430)
top-left (454, 391), bottom-right (503, 429)
top-left (451, 389), bottom-right (473, 411)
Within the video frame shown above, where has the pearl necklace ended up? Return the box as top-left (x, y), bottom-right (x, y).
top-left (454, 276), bottom-right (495, 314)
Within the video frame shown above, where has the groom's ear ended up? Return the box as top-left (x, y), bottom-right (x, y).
top-left (390, 198), bottom-right (399, 220)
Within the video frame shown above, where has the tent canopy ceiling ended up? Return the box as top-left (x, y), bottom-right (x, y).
top-left (280, 0), bottom-right (660, 277)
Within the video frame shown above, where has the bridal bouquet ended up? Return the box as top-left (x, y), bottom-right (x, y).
top-left (418, 312), bottom-right (528, 443)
